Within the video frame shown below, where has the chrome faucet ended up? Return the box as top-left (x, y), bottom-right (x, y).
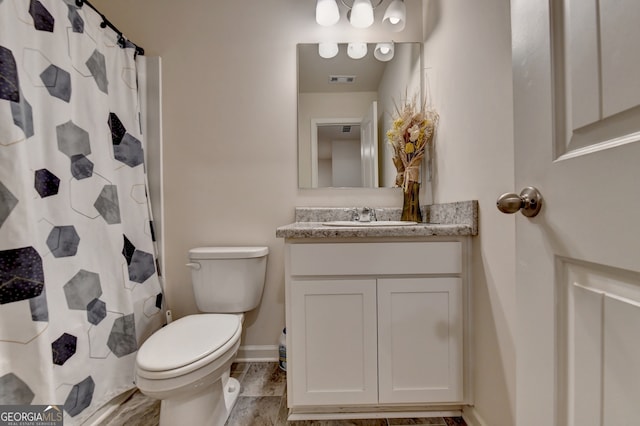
top-left (359, 207), bottom-right (376, 222)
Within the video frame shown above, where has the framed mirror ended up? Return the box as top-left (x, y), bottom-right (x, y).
top-left (297, 42), bottom-right (422, 188)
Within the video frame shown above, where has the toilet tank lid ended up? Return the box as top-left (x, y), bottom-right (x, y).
top-left (189, 246), bottom-right (269, 259)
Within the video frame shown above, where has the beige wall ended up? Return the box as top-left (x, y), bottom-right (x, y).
top-left (423, 1), bottom-right (516, 425)
top-left (94, 0), bottom-right (516, 424)
top-left (91, 0), bottom-right (422, 349)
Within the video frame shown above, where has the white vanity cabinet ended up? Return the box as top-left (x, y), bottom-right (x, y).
top-left (377, 276), bottom-right (463, 404)
top-left (284, 238), bottom-right (470, 415)
top-left (290, 278), bottom-right (379, 406)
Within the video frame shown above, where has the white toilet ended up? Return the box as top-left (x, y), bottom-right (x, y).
top-left (135, 246), bottom-right (269, 426)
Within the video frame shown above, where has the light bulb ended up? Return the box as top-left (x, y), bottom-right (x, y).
top-left (316, 0), bottom-right (340, 26)
top-left (347, 42), bottom-right (367, 59)
top-left (374, 42), bottom-right (394, 62)
top-left (318, 43), bottom-right (339, 59)
top-left (382, 0), bottom-right (406, 32)
top-left (350, 0), bottom-right (374, 29)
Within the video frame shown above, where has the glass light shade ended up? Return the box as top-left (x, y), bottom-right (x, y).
top-left (382, 0), bottom-right (406, 32)
top-left (316, 0), bottom-right (340, 26)
top-left (350, 0), bottom-right (374, 29)
top-left (318, 42), bottom-right (339, 59)
top-left (374, 42), bottom-right (394, 61)
top-left (347, 42), bottom-right (367, 59)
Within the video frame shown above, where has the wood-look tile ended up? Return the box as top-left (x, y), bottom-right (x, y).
top-left (388, 418), bottom-right (447, 425)
top-left (283, 420), bottom-right (387, 426)
top-left (97, 391), bottom-right (159, 426)
top-left (224, 395), bottom-right (282, 426)
top-left (231, 361), bottom-right (250, 382)
top-left (103, 363), bottom-right (470, 426)
top-left (240, 362), bottom-right (286, 397)
top-left (274, 390), bottom-right (290, 426)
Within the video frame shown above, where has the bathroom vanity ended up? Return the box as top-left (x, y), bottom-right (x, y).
top-left (276, 201), bottom-right (477, 420)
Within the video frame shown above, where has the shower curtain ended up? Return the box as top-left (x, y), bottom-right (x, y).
top-left (0, 1), bottom-right (164, 423)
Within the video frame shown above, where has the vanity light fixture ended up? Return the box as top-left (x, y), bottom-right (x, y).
top-left (347, 42), bottom-right (368, 59)
top-left (382, 0), bottom-right (406, 32)
top-left (318, 42), bottom-right (339, 58)
top-left (316, 0), bottom-right (340, 26)
top-left (316, 42), bottom-right (394, 62)
top-left (316, 0), bottom-right (406, 32)
top-left (373, 42), bottom-right (394, 61)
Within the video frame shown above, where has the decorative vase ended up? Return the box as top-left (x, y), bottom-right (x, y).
top-left (401, 181), bottom-right (422, 222)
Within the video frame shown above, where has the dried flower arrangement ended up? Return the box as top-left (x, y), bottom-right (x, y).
top-left (386, 93), bottom-right (439, 221)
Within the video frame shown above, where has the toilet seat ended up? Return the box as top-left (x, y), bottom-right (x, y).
top-left (136, 314), bottom-right (241, 379)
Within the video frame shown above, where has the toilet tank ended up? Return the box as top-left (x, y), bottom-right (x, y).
top-left (188, 247), bottom-right (268, 313)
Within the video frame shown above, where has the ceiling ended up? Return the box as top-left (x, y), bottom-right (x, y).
top-left (297, 43), bottom-right (387, 93)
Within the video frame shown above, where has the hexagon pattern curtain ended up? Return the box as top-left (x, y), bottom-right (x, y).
top-left (0, 1), bottom-right (164, 423)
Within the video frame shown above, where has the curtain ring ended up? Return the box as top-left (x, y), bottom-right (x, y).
top-left (75, 0), bottom-right (83, 7)
top-left (117, 35), bottom-right (126, 48)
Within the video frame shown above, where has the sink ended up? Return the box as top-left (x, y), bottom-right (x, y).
top-left (322, 221), bottom-right (418, 227)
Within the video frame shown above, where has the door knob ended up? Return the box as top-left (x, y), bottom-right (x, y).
top-left (496, 186), bottom-right (543, 217)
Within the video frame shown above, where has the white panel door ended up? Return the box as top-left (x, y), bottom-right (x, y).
top-left (289, 279), bottom-right (378, 406)
top-left (377, 278), bottom-right (463, 404)
top-left (511, 1), bottom-right (640, 425)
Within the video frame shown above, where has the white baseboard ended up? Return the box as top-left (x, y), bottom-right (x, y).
top-left (462, 406), bottom-right (489, 426)
top-left (235, 344), bottom-right (279, 362)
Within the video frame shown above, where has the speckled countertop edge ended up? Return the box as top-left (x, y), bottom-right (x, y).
top-left (276, 200), bottom-right (478, 239)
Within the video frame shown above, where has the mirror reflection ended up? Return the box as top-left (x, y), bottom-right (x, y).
top-left (297, 42), bottom-right (422, 188)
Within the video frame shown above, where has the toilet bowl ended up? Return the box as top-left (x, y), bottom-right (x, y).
top-left (136, 314), bottom-right (242, 425)
top-left (135, 246), bottom-right (268, 426)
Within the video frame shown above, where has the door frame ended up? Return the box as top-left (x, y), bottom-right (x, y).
top-left (310, 117), bottom-right (360, 188)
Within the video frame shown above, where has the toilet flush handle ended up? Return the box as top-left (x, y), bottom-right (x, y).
top-left (185, 262), bottom-right (201, 270)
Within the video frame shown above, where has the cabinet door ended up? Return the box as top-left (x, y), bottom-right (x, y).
top-left (377, 278), bottom-right (463, 403)
top-left (290, 279), bottom-right (378, 406)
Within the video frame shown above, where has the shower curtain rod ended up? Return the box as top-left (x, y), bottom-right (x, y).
top-left (75, 0), bottom-right (145, 56)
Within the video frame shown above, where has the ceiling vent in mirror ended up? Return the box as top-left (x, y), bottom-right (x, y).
top-left (329, 75), bottom-right (356, 84)
top-left (342, 125), bottom-right (352, 133)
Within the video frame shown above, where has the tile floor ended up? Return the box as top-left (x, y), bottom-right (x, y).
top-left (101, 362), bottom-right (468, 426)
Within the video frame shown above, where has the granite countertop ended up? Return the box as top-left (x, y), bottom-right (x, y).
top-left (276, 201), bottom-right (478, 239)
